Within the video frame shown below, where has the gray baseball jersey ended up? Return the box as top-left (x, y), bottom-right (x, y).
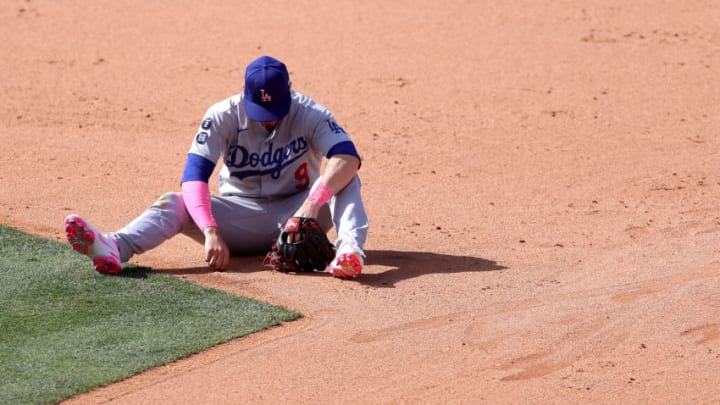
top-left (188, 90), bottom-right (354, 197)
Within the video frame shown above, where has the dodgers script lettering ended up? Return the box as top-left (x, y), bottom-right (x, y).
top-left (227, 137), bottom-right (309, 180)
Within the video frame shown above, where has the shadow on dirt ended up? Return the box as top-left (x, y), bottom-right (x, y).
top-left (359, 250), bottom-right (507, 288)
top-left (156, 250), bottom-right (507, 287)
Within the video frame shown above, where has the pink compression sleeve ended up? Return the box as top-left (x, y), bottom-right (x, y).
top-left (181, 181), bottom-right (217, 231)
top-left (307, 183), bottom-right (334, 206)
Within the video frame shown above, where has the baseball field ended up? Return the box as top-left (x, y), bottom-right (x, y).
top-left (2, 0), bottom-right (719, 403)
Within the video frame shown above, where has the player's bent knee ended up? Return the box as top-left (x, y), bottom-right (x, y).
top-left (150, 192), bottom-right (191, 220)
top-left (152, 192), bottom-right (185, 208)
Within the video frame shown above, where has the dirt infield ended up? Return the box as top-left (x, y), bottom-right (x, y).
top-left (2, 0), bottom-right (719, 403)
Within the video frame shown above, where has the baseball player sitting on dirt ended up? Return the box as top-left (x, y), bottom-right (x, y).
top-left (64, 55), bottom-right (368, 279)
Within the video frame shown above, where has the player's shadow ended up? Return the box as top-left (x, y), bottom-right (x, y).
top-left (159, 249), bottom-right (506, 288)
top-left (358, 250), bottom-right (507, 288)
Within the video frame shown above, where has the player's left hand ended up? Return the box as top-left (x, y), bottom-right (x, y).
top-left (288, 201), bottom-right (321, 243)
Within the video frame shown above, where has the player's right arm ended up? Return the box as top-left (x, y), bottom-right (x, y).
top-left (181, 169), bottom-right (229, 271)
top-left (180, 100), bottom-right (235, 270)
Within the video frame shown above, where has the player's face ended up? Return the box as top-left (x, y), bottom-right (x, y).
top-left (260, 120), bottom-right (278, 130)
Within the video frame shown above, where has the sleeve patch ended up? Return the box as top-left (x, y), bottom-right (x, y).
top-left (326, 119), bottom-right (347, 134)
top-left (195, 132), bottom-right (209, 144)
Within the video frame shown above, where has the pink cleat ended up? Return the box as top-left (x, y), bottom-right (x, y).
top-left (329, 252), bottom-right (363, 279)
top-left (64, 214), bottom-right (122, 274)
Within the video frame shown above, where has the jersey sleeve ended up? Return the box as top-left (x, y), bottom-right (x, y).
top-left (181, 153), bottom-right (216, 183)
top-left (302, 101), bottom-right (360, 161)
top-left (327, 140), bottom-right (360, 160)
top-left (187, 97), bottom-right (237, 165)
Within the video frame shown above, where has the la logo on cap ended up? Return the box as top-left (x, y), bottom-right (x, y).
top-left (243, 56), bottom-right (291, 121)
top-left (260, 89), bottom-right (272, 103)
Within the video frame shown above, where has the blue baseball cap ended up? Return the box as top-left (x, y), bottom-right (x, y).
top-left (243, 56), bottom-right (291, 122)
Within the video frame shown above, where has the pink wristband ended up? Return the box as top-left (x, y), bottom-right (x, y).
top-left (181, 181), bottom-right (218, 231)
top-left (307, 183), bottom-right (333, 206)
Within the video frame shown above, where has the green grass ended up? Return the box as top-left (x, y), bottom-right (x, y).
top-left (0, 225), bottom-right (301, 405)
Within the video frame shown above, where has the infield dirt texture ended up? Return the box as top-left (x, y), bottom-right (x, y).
top-left (2, 1), bottom-right (720, 403)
